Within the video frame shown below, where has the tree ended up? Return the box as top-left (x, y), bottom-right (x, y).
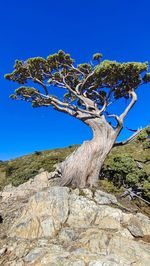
top-left (5, 50), bottom-right (150, 187)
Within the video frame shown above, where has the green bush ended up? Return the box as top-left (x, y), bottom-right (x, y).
top-left (143, 179), bottom-right (150, 198)
top-left (102, 154), bottom-right (147, 188)
top-left (34, 151), bottom-right (42, 156)
top-left (126, 173), bottom-right (139, 185)
top-left (137, 131), bottom-right (148, 141)
top-left (146, 126), bottom-right (150, 134)
top-left (143, 141), bottom-right (150, 149)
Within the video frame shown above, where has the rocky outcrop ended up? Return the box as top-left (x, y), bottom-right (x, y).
top-left (0, 171), bottom-right (50, 200)
top-left (0, 173), bottom-right (150, 265)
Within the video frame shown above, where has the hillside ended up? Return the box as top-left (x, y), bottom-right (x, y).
top-left (0, 128), bottom-right (150, 265)
top-left (0, 127), bottom-right (150, 202)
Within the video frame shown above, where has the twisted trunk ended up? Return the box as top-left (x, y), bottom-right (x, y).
top-left (59, 117), bottom-right (119, 188)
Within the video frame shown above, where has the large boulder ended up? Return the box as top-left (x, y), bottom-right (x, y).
top-left (0, 171), bottom-right (50, 200)
top-left (9, 187), bottom-right (69, 239)
top-left (1, 186), bottom-right (150, 265)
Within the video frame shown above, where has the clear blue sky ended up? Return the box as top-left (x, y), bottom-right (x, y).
top-left (0, 0), bottom-right (150, 160)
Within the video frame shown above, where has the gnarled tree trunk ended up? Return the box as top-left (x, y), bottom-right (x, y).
top-left (59, 116), bottom-right (119, 188)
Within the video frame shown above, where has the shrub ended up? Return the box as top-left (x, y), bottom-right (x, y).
top-left (126, 173), bottom-right (139, 185)
top-left (34, 151), bottom-right (42, 156)
top-left (143, 141), bottom-right (150, 149)
top-left (137, 131), bottom-right (148, 141)
top-left (143, 178), bottom-right (150, 199)
top-left (102, 154), bottom-right (147, 188)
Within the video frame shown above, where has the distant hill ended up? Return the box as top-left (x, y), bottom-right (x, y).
top-left (0, 126), bottom-right (150, 201)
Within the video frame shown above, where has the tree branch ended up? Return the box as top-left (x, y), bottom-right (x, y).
top-left (64, 63), bottom-right (85, 76)
top-left (115, 90), bottom-right (137, 134)
top-left (33, 78), bottom-right (49, 95)
top-left (107, 114), bottom-right (122, 127)
top-left (119, 91), bottom-right (137, 121)
top-left (51, 101), bottom-right (76, 116)
top-left (114, 128), bottom-right (142, 147)
top-left (81, 71), bottom-right (95, 90)
top-left (35, 91), bottom-right (99, 118)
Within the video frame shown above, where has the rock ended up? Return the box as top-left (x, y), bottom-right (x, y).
top-left (88, 255), bottom-right (131, 266)
top-left (94, 190), bottom-right (117, 205)
top-left (0, 171), bottom-right (50, 200)
top-left (127, 224), bottom-right (144, 237)
top-left (108, 234), bottom-right (150, 264)
top-left (96, 216), bottom-right (121, 230)
top-left (81, 188), bottom-right (93, 199)
top-left (9, 187), bottom-right (69, 239)
top-left (78, 228), bottom-right (112, 255)
top-left (116, 228), bottom-right (134, 239)
top-left (77, 228), bottom-right (150, 264)
top-left (40, 244), bottom-right (70, 265)
top-left (0, 246), bottom-right (7, 256)
top-left (122, 212), bottom-right (150, 236)
top-left (1, 186), bottom-right (149, 266)
top-left (67, 261), bottom-right (85, 266)
top-left (67, 193), bottom-right (99, 228)
top-left (59, 228), bottom-right (77, 242)
top-left (135, 213), bottom-right (150, 235)
top-left (95, 206), bottom-right (123, 224)
top-left (24, 247), bottom-right (46, 263)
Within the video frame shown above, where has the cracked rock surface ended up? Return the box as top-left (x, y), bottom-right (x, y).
top-left (0, 172), bottom-right (150, 265)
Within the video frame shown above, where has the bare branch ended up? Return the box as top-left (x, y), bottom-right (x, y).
top-left (99, 101), bottom-right (107, 115)
top-left (81, 71), bottom-right (95, 89)
top-left (64, 63), bottom-right (85, 76)
top-left (107, 114), bottom-right (122, 127)
top-left (114, 90), bottom-right (137, 134)
top-left (75, 82), bottom-right (82, 94)
top-left (114, 128), bottom-right (142, 147)
top-left (74, 106), bottom-right (100, 118)
top-left (119, 91), bottom-right (137, 121)
top-left (51, 101), bottom-right (76, 116)
top-left (33, 78), bottom-right (49, 95)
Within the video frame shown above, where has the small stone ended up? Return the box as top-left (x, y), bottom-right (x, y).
top-left (127, 224), bottom-right (144, 237)
top-left (96, 216), bottom-right (121, 230)
top-left (0, 246), bottom-right (7, 256)
top-left (24, 247), bottom-right (46, 263)
top-left (94, 190), bottom-right (117, 205)
top-left (59, 228), bottom-right (76, 242)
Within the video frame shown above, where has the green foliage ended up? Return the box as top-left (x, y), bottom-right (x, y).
top-left (34, 151), bottom-right (42, 156)
top-left (146, 126), bottom-right (150, 134)
top-left (5, 51), bottom-right (150, 112)
top-left (143, 179), bottom-right (150, 198)
top-left (101, 127), bottom-right (150, 200)
top-left (143, 73), bottom-right (150, 83)
top-left (102, 153), bottom-right (149, 188)
top-left (126, 173), bottom-right (139, 185)
top-left (92, 53), bottom-right (103, 61)
top-left (137, 131), bottom-right (148, 141)
top-left (0, 128), bottom-right (150, 202)
top-left (137, 127), bottom-right (150, 142)
top-left (0, 146), bottom-right (78, 189)
top-left (98, 179), bottom-right (124, 195)
top-left (95, 61), bottom-right (148, 99)
top-left (143, 141), bottom-right (150, 149)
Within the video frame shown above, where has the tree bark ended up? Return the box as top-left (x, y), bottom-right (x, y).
top-left (59, 116), bottom-right (118, 188)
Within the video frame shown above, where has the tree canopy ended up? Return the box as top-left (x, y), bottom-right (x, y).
top-left (5, 50), bottom-right (150, 127)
